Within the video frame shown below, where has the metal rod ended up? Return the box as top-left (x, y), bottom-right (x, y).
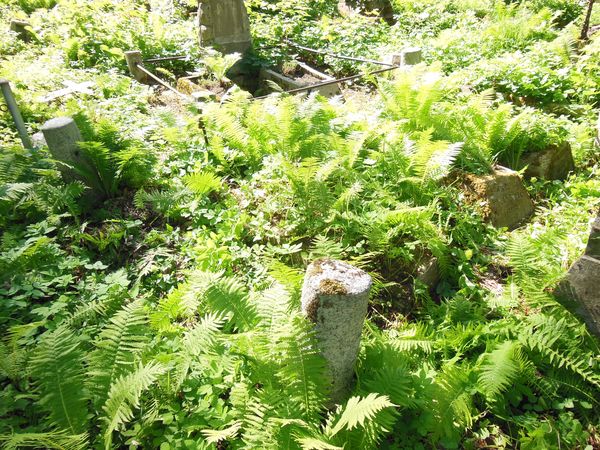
top-left (285, 39), bottom-right (395, 67)
top-left (253, 65), bottom-right (399, 100)
top-left (294, 60), bottom-right (335, 81)
top-left (135, 64), bottom-right (191, 99)
top-left (143, 55), bottom-right (188, 63)
top-left (0, 79), bottom-right (33, 149)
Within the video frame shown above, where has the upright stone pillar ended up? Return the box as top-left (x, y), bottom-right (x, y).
top-left (198, 0), bottom-right (252, 55)
top-left (301, 259), bottom-right (372, 404)
top-left (41, 117), bottom-right (88, 183)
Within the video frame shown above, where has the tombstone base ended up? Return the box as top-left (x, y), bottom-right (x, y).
top-left (519, 142), bottom-right (575, 181)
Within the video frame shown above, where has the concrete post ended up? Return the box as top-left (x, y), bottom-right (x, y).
top-left (0, 79), bottom-right (33, 149)
top-left (10, 20), bottom-right (32, 42)
top-left (124, 51), bottom-right (150, 84)
top-left (301, 259), bottom-right (372, 404)
top-left (40, 117), bottom-right (86, 183)
top-left (402, 47), bottom-right (422, 66)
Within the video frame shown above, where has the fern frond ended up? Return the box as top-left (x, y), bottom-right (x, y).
top-left (29, 325), bottom-right (89, 435)
top-left (102, 361), bottom-right (164, 450)
top-left (184, 171), bottom-right (222, 196)
top-left (326, 394), bottom-right (395, 437)
top-left (87, 299), bottom-right (149, 409)
top-left (201, 421), bottom-right (242, 444)
top-left (478, 340), bottom-right (523, 400)
top-left (0, 431), bottom-right (88, 450)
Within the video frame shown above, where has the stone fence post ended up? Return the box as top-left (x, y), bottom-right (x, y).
top-left (301, 259), bottom-right (372, 404)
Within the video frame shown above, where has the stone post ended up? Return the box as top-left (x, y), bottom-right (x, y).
top-left (402, 47), bottom-right (422, 66)
top-left (10, 19), bottom-right (32, 42)
top-left (124, 51), bottom-right (150, 84)
top-left (40, 117), bottom-right (88, 183)
top-left (301, 259), bottom-right (372, 404)
top-left (0, 78), bottom-right (33, 149)
top-left (198, 0), bottom-right (252, 55)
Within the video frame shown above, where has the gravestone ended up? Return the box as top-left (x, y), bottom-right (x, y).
top-left (301, 259), bottom-right (372, 404)
top-left (198, 0), bottom-right (252, 55)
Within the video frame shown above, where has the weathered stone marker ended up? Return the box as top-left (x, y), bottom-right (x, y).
top-left (198, 0), bottom-right (252, 55)
top-left (301, 259), bottom-right (372, 404)
top-left (559, 214), bottom-right (600, 336)
top-left (10, 19), bottom-right (32, 42)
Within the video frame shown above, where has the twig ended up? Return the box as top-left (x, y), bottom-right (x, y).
top-left (135, 64), bottom-right (191, 99)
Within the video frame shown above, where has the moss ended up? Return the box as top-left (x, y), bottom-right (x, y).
top-left (319, 278), bottom-right (348, 296)
top-left (305, 298), bottom-right (320, 323)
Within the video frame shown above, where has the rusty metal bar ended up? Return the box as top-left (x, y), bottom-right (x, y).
top-left (143, 55), bottom-right (188, 63)
top-left (284, 39), bottom-right (395, 67)
top-left (135, 64), bottom-right (191, 99)
top-left (253, 65), bottom-right (399, 100)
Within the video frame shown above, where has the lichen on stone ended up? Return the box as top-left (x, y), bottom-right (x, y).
top-left (319, 278), bottom-right (348, 296)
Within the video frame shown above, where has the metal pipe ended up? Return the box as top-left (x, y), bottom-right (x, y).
top-left (253, 65), bottom-right (399, 100)
top-left (135, 64), bottom-right (191, 99)
top-left (143, 55), bottom-right (188, 63)
top-left (285, 39), bottom-right (395, 67)
top-left (0, 79), bottom-right (33, 149)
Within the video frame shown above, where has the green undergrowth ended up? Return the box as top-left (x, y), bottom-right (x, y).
top-left (1, 0), bottom-right (599, 449)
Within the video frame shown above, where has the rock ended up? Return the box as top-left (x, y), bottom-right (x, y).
top-left (561, 255), bottom-right (600, 336)
top-left (520, 142), bottom-right (575, 180)
top-left (416, 256), bottom-right (440, 290)
top-left (31, 131), bottom-right (46, 148)
top-left (198, 0), bottom-right (252, 55)
top-left (301, 259), bottom-right (372, 404)
top-left (463, 166), bottom-right (535, 230)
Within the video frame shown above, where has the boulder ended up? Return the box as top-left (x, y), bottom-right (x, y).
top-left (561, 255), bottom-right (600, 336)
top-left (584, 215), bottom-right (600, 259)
top-left (519, 142), bottom-right (575, 180)
top-left (463, 166), bottom-right (535, 230)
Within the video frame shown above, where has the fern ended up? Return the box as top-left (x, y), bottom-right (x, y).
top-left (87, 299), bottom-right (149, 410)
top-left (0, 431), bottom-right (88, 450)
top-left (184, 171), bottom-right (222, 196)
top-left (102, 361), bottom-right (164, 449)
top-left (29, 325), bottom-right (89, 435)
top-left (478, 340), bottom-right (524, 400)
